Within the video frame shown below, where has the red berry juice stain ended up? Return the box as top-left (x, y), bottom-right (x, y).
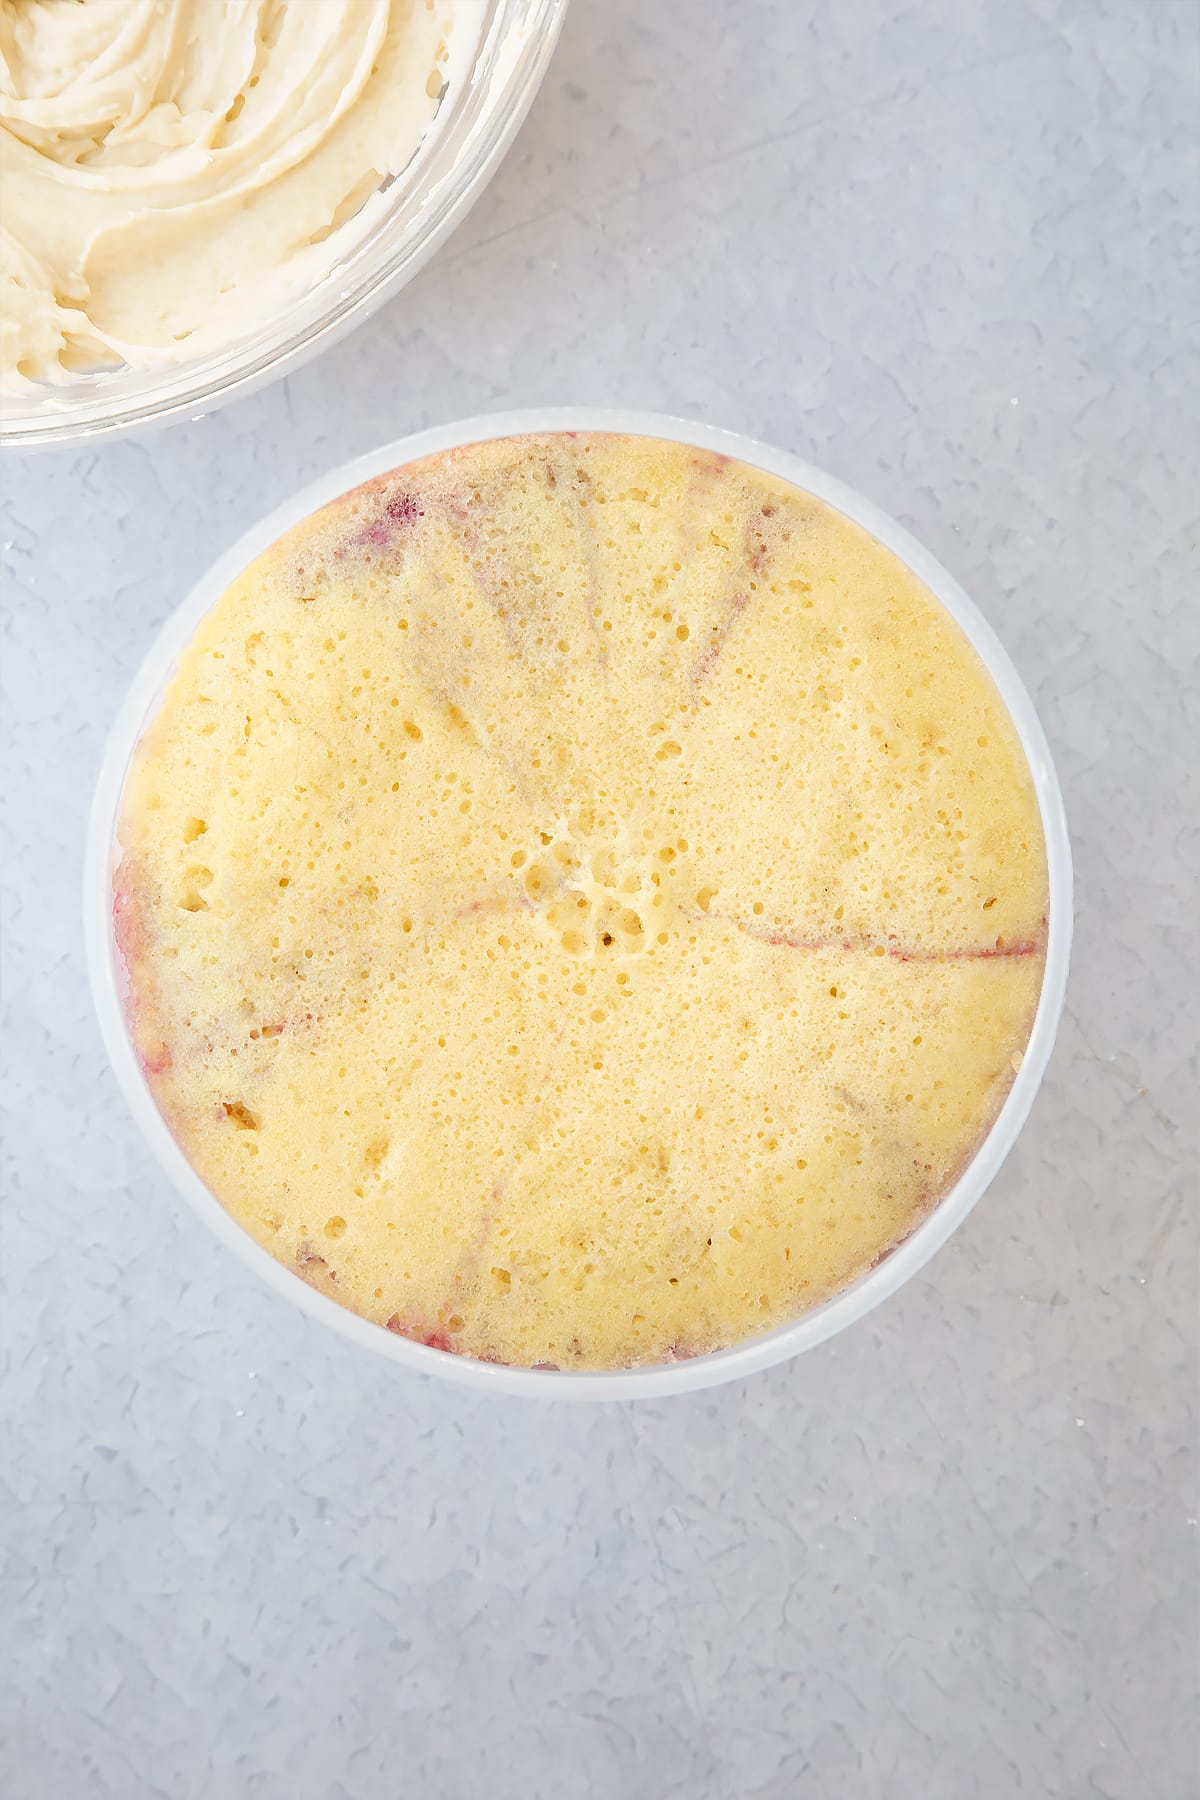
top-left (385, 491), bottom-right (423, 526)
top-left (386, 1312), bottom-right (454, 1353)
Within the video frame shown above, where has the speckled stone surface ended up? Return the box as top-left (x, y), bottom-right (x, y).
top-left (1, 2), bottom-right (1196, 1795)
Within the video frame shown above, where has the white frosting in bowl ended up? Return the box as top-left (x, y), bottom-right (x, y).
top-left (0, 0), bottom-right (466, 390)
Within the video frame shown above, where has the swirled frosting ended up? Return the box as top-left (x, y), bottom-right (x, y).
top-left (0, 0), bottom-right (464, 389)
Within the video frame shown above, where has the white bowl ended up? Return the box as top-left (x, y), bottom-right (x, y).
top-left (1, 1), bottom-right (568, 450)
top-left (85, 409), bottom-right (1073, 1399)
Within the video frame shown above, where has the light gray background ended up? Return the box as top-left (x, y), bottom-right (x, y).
top-left (2, 2), bottom-right (1196, 1795)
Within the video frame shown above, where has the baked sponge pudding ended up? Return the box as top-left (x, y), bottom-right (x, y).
top-left (115, 433), bottom-right (1048, 1370)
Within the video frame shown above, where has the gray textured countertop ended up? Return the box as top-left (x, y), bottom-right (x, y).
top-left (2, 3), bottom-right (1196, 1795)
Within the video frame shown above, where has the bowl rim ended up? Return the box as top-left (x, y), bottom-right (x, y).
top-left (1, 0), bottom-right (570, 451)
top-left (84, 407), bottom-right (1073, 1400)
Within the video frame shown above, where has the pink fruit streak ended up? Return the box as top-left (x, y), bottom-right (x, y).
top-left (729, 913), bottom-right (1047, 963)
top-left (688, 502), bottom-right (787, 689)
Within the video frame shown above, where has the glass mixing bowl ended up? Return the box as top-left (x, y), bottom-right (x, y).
top-left (1, 0), bottom-right (568, 451)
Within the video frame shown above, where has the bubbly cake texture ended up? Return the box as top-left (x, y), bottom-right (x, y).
top-left (115, 433), bottom-right (1048, 1370)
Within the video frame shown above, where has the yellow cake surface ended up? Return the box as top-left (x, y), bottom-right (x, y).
top-left (115, 432), bottom-right (1048, 1369)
